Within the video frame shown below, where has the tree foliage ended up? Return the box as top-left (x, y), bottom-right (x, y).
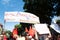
top-left (23, 0), bottom-right (60, 24)
top-left (56, 20), bottom-right (60, 23)
top-left (15, 24), bottom-right (22, 28)
top-left (5, 30), bottom-right (11, 38)
top-left (15, 24), bottom-right (25, 35)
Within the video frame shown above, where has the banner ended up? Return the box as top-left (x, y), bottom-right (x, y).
top-left (4, 12), bottom-right (40, 24)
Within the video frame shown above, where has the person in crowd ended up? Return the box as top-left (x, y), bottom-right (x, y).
top-left (0, 35), bottom-right (3, 40)
top-left (50, 20), bottom-right (60, 40)
top-left (3, 31), bottom-right (7, 40)
top-left (0, 24), bottom-right (3, 40)
top-left (12, 27), bottom-right (18, 40)
top-left (8, 33), bottom-right (15, 40)
top-left (16, 34), bottom-right (25, 40)
top-left (28, 26), bottom-right (35, 38)
top-left (0, 24), bottom-right (3, 35)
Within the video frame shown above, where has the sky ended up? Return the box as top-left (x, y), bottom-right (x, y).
top-left (0, 0), bottom-right (24, 31)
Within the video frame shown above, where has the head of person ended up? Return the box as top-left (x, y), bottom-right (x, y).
top-left (2, 31), bottom-right (6, 35)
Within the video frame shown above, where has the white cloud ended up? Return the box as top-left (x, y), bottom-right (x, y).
top-left (1, 0), bottom-right (10, 4)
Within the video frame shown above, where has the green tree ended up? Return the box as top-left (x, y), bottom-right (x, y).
top-left (15, 24), bottom-right (25, 35)
top-left (23, 0), bottom-right (60, 25)
top-left (5, 30), bottom-right (11, 38)
top-left (15, 24), bottom-right (22, 28)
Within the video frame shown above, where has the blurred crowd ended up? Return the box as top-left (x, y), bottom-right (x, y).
top-left (0, 23), bottom-right (60, 40)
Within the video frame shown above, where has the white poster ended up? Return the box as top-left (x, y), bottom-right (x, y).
top-left (34, 24), bottom-right (50, 34)
top-left (4, 12), bottom-right (40, 24)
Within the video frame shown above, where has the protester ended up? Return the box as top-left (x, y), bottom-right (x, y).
top-left (16, 35), bottom-right (25, 40)
top-left (8, 33), bottom-right (15, 40)
top-left (0, 35), bottom-right (3, 40)
top-left (3, 31), bottom-right (7, 40)
top-left (0, 24), bottom-right (3, 35)
top-left (12, 27), bottom-right (18, 40)
top-left (28, 26), bottom-right (35, 38)
top-left (50, 21), bottom-right (60, 40)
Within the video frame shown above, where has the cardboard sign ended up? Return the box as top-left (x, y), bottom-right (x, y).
top-left (34, 24), bottom-right (50, 34)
